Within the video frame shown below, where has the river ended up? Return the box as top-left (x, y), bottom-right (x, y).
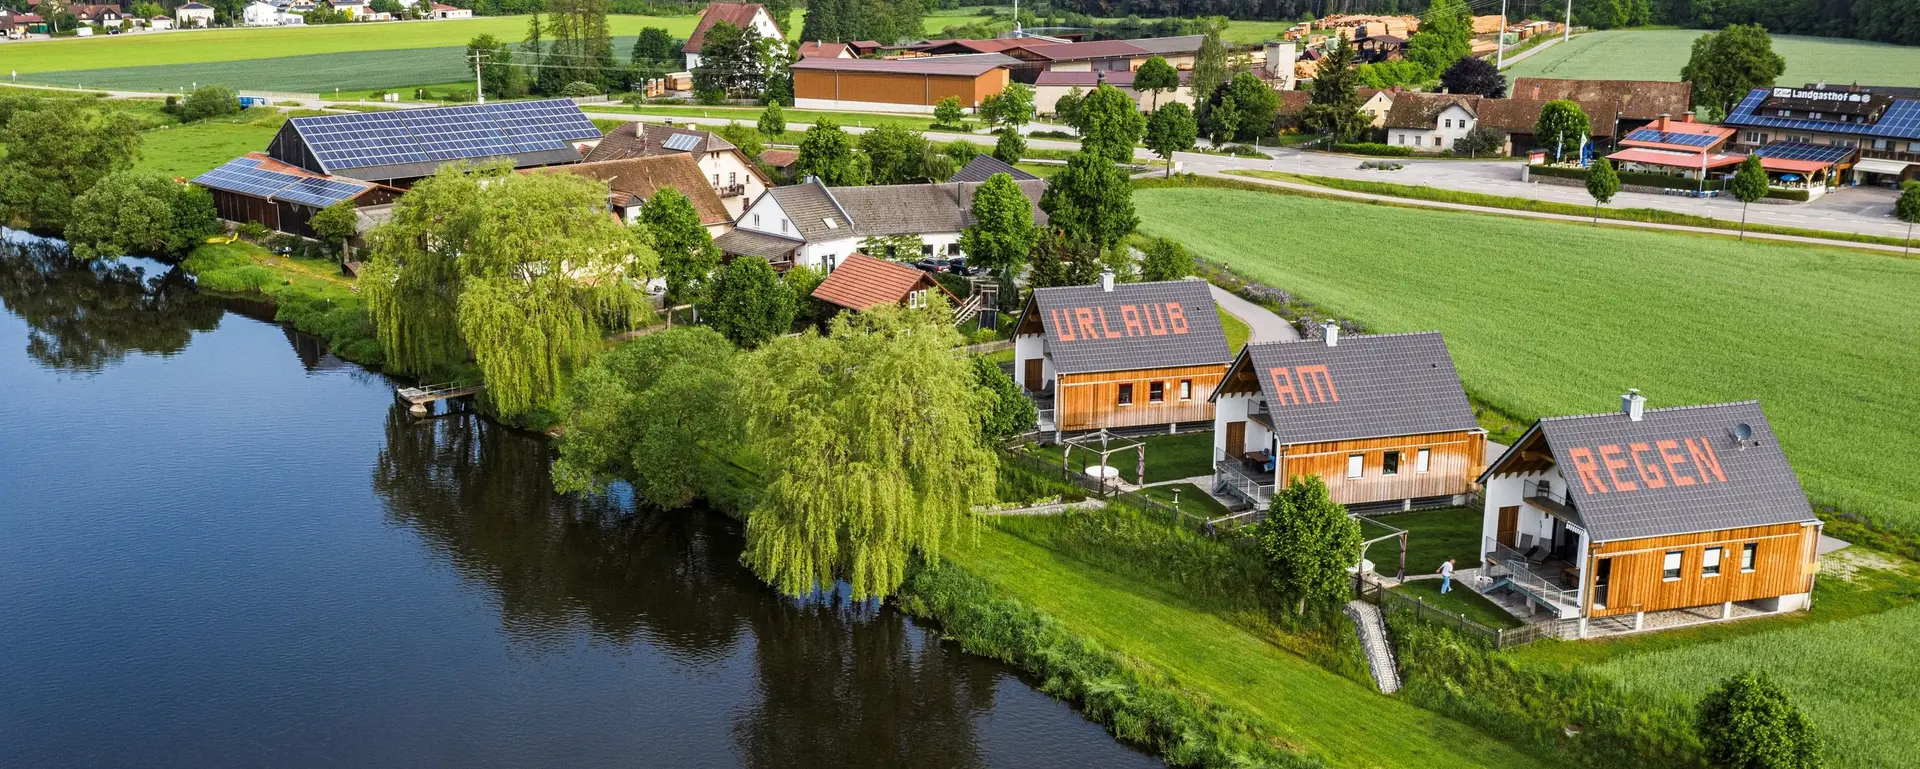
top-left (0, 238), bottom-right (1159, 768)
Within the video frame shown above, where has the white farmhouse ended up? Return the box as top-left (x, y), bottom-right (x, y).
top-left (682, 2), bottom-right (783, 70)
top-left (715, 177), bottom-right (1046, 273)
top-left (1384, 93), bottom-right (1482, 153)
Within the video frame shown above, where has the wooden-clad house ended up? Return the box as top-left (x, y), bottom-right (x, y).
top-left (1013, 275), bottom-right (1231, 436)
top-left (1210, 327), bottom-right (1486, 512)
top-left (1477, 393), bottom-right (1822, 636)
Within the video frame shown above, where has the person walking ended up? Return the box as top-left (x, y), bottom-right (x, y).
top-left (1437, 558), bottom-right (1455, 594)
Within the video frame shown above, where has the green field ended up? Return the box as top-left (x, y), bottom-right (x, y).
top-left (1135, 187), bottom-right (1920, 532)
top-left (1508, 29), bottom-right (1920, 87)
top-left (134, 118), bottom-right (280, 179)
top-left (951, 523), bottom-right (1544, 768)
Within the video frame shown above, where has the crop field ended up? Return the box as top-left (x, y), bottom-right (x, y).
top-left (1507, 29), bottom-right (1920, 87)
top-left (18, 46), bottom-right (485, 94)
top-left (1135, 187), bottom-right (1920, 532)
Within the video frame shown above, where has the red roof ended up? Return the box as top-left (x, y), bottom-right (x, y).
top-left (810, 253), bottom-right (957, 311)
top-left (1757, 156), bottom-right (1833, 174)
top-left (1607, 147), bottom-right (1744, 169)
top-left (684, 3), bottom-right (768, 54)
top-left (799, 41), bottom-right (851, 58)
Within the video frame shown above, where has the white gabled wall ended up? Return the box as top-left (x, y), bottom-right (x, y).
top-left (1479, 466), bottom-right (1570, 564)
top-left (1012, 333), bottom-right (1052, 391)
top-left (1387, 104), bottom-right (1478, 153)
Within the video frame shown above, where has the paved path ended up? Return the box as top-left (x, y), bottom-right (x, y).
top-left (1208, 283), bottom-right (1300, 343)
top-left (1345, 600), bottom-right (1402, 694)
top-left (1494, 32), bottom-right (1571, 69)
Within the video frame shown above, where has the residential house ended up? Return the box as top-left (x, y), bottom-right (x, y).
top-left (583, 122), bottom-right (770, 218)
top-left (429, 3), bottom-right (470, 18)
top-left (1357, 87), bottom-right (1399, 127)
top-left (174, 2), bottom-right (214, 26)
top-left (1274, 90), bottom-right (1312, 131)
top-left (194, 153), bottom-right (402, 239)
top-left (146, 15), bottom-right (171, 30)
top-left (797, 40), bottom-right (854, 59)
top-left (792, 53), bottom-right (1015, 113)
top-left (683, 2), bottom-right (783, 70)
top-left (325, 0), bottom-right (366, 19)
top-left (72, 4), bottom-right (123, 26)
top-left (1033, 68), bottom-right (1194, 114)
top-left (1210, 329), bottom-right (1486, 512)
top-left (1385, 93), bottom-right (1481, 152)
top-left (0, 11), bottom-right (46, 37)
top-left (1603, 114), bottom-right (1739, 180)
top-left (1013, 275), bottom-right (1232, 435)
top-left (809, 253), bottom-right (959, 315)
top-left (1722, 83), bottom-right (1920, 185)
top-left (715, 177), bottom-right (1046, 272)
top-left (948, 154), bottom-right (1038, 183)
top-left (531, 154), bottom-right (734, 236)
top-left (1478, 394), bottom-right (1822, 637)
top-left (243, 1), bottom-right (284, 26)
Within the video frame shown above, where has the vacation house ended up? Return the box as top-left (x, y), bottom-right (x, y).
top-left (1013, 275), bottom-right (1231, 436)
top-left (1209, 328), bottom-right (1486, 512)
top-left (1477, 394), bottom-right (1823, 637)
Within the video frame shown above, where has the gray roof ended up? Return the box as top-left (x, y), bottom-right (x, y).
top-left (1229, 332), bottom-right (1479, 445)
top-left (790, 53), bottom-right (1018, 76)
top-left (764, 182), bottom-right (852, 241)
top-left (1522, 401), bottom-right (1817, 542)
top-left (714, 228), bottom-right (803, 260)
top-left (1027, 279), bottom-right (1230, 375)
top-left (828, 179), bottom-right (1046, 237)
top-left (949, 154), bottom-right (1039, 183)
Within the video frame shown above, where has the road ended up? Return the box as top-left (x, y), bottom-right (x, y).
top-left (1209, 284), bottom-right (1299, 343)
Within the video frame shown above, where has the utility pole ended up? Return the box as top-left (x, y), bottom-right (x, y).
top-left (1496, 0), bottom-right (1508, 69)
top-left (472, 49), bottom-right (486, 104)
top-left (1563, 0), bottom-right (1572, 43)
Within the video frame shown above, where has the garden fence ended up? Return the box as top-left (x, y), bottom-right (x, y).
top-left (1357, 580), bottom-right (1566, 650)
top-left (997, 450), bottom-right (1230, 537)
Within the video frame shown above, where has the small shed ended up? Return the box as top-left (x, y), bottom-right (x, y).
top-left (810, 253), bottom-right (956, 312)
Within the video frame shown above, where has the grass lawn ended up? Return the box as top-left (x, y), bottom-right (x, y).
top-left (1216, 303), bottom-right (1250, 353)
top-left (1392, 576), bottom-right (1524, 630)
top-left (1506, 29), bottom-right (1920, 87)
top-left (134, 115), bottom-right (282, 178)
top-left (949, 524), bottom-right (1544, 768)
top-left (1135, 186), bottom-right (1920, 533)
top-left (1012, 161), bottom-right (1060, 178)
top-left (1362, 507), bottom-right (1484, 577)
top-left (1134, 481), bottom-right (1234, 518)
top-left (1029, 430), bottom-right (1216, 485)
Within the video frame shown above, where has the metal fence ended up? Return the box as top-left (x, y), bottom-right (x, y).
top-left (1357, 580), bottom-right (1569, 650)
top-left (998, 450), bottom-right (1229, 535)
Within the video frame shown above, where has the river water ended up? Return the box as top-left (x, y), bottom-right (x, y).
top-left (0, 239), bottom-right (1159, 768)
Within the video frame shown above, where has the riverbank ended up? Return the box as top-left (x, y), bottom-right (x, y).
top-left (181, 241), bottom-right (386, 365)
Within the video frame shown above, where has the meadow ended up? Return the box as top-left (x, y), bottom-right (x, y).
top-left (1507, 29), bottom-right (1920, 87)
top-left (1134, 186), bottom-right (1920, 533)
top-left (134, 117), bottom-right (282, 178)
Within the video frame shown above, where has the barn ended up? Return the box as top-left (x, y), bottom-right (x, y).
top-left (1477, 394), bottom-right (1822, 637)
top-left (260, 99), bottom-right (601, 187)
top-left (1209, 328), bottom-right (1486, 512)
top-left (1013, 275), bottom-right (1231, 436)
top-left (792, 54), bottom-right (1015, 113)
top-left (192, 153), bottom-right (400, 239)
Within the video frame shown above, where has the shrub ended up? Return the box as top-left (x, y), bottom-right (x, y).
top-left (560, 80), bottom-right (601, 98)
top-left (179, 84), bottom-right (240, 123)
top-left (695, 88), bottom-right (725, 105)
top-left (1029, 129), bottom-right (1077, 139)
top-left (1329, 142), bottom-right (1414, 157)
top-left (1218, 143), bottom-right (1272, 159)
top-left (237, 221), bottom-right (271, 242)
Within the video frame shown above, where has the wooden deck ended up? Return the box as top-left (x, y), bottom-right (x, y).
top-left (395, 383), bottom-right (483, 406)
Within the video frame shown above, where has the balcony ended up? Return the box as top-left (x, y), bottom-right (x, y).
top-left (1521, 480), bottom-right (1582, 527)
top-left (1214, 448), bottom-right (1275, 507)
top-left (714, 183), bottom-right (747, 198)
top-left (1482, 537), bottom-right (1582, 619)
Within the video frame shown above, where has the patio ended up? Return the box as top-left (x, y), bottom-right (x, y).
top-left (1213, 448), bottom-right (1276, 508)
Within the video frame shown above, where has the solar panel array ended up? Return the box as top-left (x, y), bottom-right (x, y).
top-left (1725, 88), bottom-right (1920, 141)
top-left (1752, 141), bottom-right (1856, 164)
top-left (194, 157), bottom-right (370, 207)
top-left (661, 132), bottom-right (702, 151)
top-left (1624, 127), bottom-right (1720, 147)
top-left (291, 99), bottom-right (601, 172)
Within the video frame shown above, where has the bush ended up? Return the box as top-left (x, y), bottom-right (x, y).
top-left (178, 84), bottom-right (241, 123)
top-left (1329, 142), bottom-right (1414, 157)
top-left (560, 81), bottom-right (601, 98)
top-left (1029, 129), bottom-right (1077, 139)
top-left (1766, 187), bottom-right (1812, 201)
top-left (1218, 143), bottom-right (1272, 159)
top-left (695, 88), bottom-right (725, 105)
top-left (237, 221), bottom-right (271, 242)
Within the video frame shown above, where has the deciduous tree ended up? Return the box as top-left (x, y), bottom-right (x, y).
top-left (1132, 55), bottom-right (1180, 112)
top-left (1253, 475), bottom-right (1362, 615)
top-left (1040, 151), bottom-right (1137, 253)
top-left (973, 355), bottom-right (1036, 443)
top-left (1189, 17), bottom-right (1229, 107)
top-left (1078, 83), bottom-right (1146, 164)
top-left (1681, 24), bottom-right (1786, 121)
top-left (758, 101), bottom-right (786, 137)
top-left (1586, 157), bottom-right (1620, 223)
top-left (1213, 71), bottom-right (1279, 143)
top-left (992, 130), bottom-right (1026, 166)
top-left (859, 124), bottom-right (935, 184)
top-left (701, 255), bottom-right (797, 348)
top-left (180, 84), bottom-right (241, 123)
top-left (1696, 671), bottom-right (1823, 769)
top-left (796, 118), bottom-right (867, 185)
top-left (307, 199), bottom-right (361, 258)
top-left (692, 21), bottom-right (769, 100)
top-left (1439, 55), bottom-right (1506, 97)
top-left (1144, 102), bottom-right (1197, 177)
top-left (168, 185), bottom-right (220, 255)
top-left (741, 305), bottom-right (997, 600)
top-left (1407, 0), bottom-right (1473, 76)
top-left (1137, 236), bottom-right (1192, 281)
top-left (64, 172), bottom-right (177, 260)
top-left (1728, 153), bottom-right (1770, 239)
top-left (981, 83), bottom-right (1036, 133)
top-left (958, 172), bottom-right (1037, 277)
top-left (1053, 86), bottom-right (1085, 131)
top-left (1895, 181), bottom-right (1920, 255)
top-left (640, 187), bottom-right (718, 306)
top-left (0, 97), bottom-right (143, 233)
top-left (1535, 99), bottom-right (1590, 163)
top-left (933, 96), bottom-right (966, 129)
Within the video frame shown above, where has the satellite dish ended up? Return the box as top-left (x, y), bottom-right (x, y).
top-left (1733, 423), bottom-right (1754, 446)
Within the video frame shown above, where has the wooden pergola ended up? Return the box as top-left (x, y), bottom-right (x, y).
top-left (1061, 429), bottom-right (1146, 493)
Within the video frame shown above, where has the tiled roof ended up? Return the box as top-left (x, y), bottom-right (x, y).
top-left (1275, 90), bottom-right (1312, 116)
top-left (1230, 332), bottom-right (1479, 446)
top-left (1526, 401), bottom-right (1817, 542)
top-left (790, 53), bottom-right (1018, 76)
top-left (798, 41), bottom-right (851, 58)
top-left (532, 154), bottom-right (732, 226)
top-left (1033, 69), bottom-right (1191, 88)
top-left (758, 149), bottom-right (799, 168)
top-left (810, 253), bottom-right (955, 310)
top-left (586, 122), bottom-right (736, 163)
top-left (1510, 78), bottom-right (1693, 121)
top-left (1384, 93), bottom-right (1481, 129)
top-left (1027, 279), bottom-right (1230, 375)
top-left (715, 228), bottom-right (803, 260)
top-left (828, 179), bottom-right (1046, 237)
top-left (685, 2), bottom-right (768, 53)
top-left (765, 182), bottom-right (852, 241)
top-left (948, 154), bottom-right (1039, 182)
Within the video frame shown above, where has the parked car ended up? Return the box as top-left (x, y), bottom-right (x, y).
top-left (914, 256), bottom-right (953, 274)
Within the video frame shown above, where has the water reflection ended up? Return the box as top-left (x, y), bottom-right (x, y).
top-left (0, 233), bottom-right (221, 373)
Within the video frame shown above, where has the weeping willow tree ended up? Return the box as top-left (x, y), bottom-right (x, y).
top-left (362, 163), bottom-right (657, 417)
top-left (740, 302), bottom-right (999, 600)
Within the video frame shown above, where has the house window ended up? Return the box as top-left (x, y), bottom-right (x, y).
top-left (1433, 136), bottom-right (1442, 147)
top-left (908, 288), bottom-right (927, 309)
top-left (1346, 454), bottom-right (1363, 479)
top-left (947, 242), bottom-right (961, 256)
top-left (1444, 118), bottom-right (1452, 128)
top-left (1149, 381), bottom-right (1165, 403)
top-left (1741, 542), bottom-right (1758, 572)
top-left (1702, 547), bottom-right (1722, 577)
top-left (712, 173), bottom-right (720, 185)
top-left (1662, 551), bottom-right (1683, 581)
top-left (1382, 451), bottom-right (1400, 476)
top-left (729, 172), bottom-right (737, 184)
top-left (1415, 448), bottom-right (1431, 473)
top-left (1873, 139), bottom-right (1890, 150)
top-left (922, 244), bottom-right (934, 256)
top-left (753, 214), bottom-right (761, 227)
top-left (1117, 383), bottom-right (1134, 405)
top-left (1909, 141), bottom-right (1920, 153)
top-left (780, 219), bottom-right (788, 233)
top-left (1179, 379), bottom-right (1192, 400)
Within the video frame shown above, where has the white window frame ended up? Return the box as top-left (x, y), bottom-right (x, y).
top-left (1415, 448), bottom-right (1431, 473)
top-left (907, 288), bottom-right (927, 309)
top-left (1662, 551), bottom-right (1683, 581)
top-left (1346, 454), bottom-right (1363, 479)
top-left (1117, 383), bottom-right (1134, 406)
top-left (753, 214), bottom-right (761, 227)
top-left (1179, 379), bottom-right (1192, 401)
top-left (1702, 547), bottom-right (1722, 577)
top-left (1148, 381), bottom-right (1165, 404)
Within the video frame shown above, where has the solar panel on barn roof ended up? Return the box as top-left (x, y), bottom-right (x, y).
top-left (193, 157), bottom-right (371, 208)
top-left (289, 99), bottom-right (600, 173)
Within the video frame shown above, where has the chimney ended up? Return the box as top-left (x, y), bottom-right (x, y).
top-left (1322, 322), bottom-right (1339, 347)
top-left (1099, 269), bottom-right (1114, 292)
top-left (1681, 110), bottom-right (1694, 123)
top-left (1622, 388), bottom-right (1646, 421)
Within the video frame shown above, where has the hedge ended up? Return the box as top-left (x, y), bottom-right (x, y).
top-left (1330, 142), bottom-right (1414, 157)
top-left (1529, 164), bottom-right (1728, 193)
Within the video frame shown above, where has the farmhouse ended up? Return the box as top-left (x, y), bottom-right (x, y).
top-left (683, 2), bottom-right (783, 70)
top-left (1033, 69), bottom-right (1194, 114)
top-left (1509, 78), bottom-right (1693, 136)
top-left (792, 54), bottom-right (1015, 113)
top-left (584, 122), bottom-right (770, 218)
top-left (716, 177), bottom-right (1045, 271)
top-left (1385, 93), bottom-right (1481, 152)
top-left (1477, 395), bottom-right (1822, 636)
top-left (1013, 276), bottom-right (1231, 436)
top-left (1209, 329), bottom-right (1485, 512)
top-left (261, 99), bottom-right (600, 187)
top-left (1474, 97), bottom-right (1617, 156)
top-left (193, 153), bottom-right (400, 239)
top-left (809, 253), bottom-right (958, 315)
top-left (1723, 84), bottom-right (1920, 185)
top-left (531, 154), bottom-right (733, 235)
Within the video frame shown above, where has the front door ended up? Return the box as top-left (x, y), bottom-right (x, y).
top-left (1023, 359), bottom-right (1043, 392)
top-left (1497, 506), bottom-right (1520, 547)
top-left (1225, 421), bottom-right (1246, 458)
